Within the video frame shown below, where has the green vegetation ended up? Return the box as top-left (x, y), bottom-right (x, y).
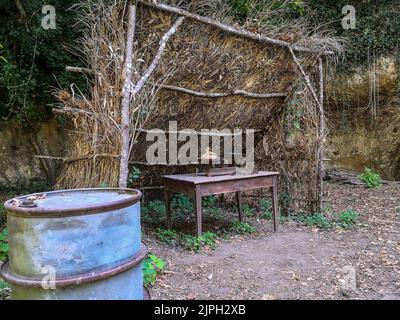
top-left (156, 228), bottom-right (178, 245)
top-left (182, 232), bottom-right (217, 252)
top-left (202, 195), bottom-right (224, 218)
top-left (172, 194), bottom-right (194, 216)
top-left (230, 220), bottom-right (256, 235)
top-left (0, 0), bottom-right (87, 123)
top-left (336, 209), bottom-right (359, 228)
top-left (359, 167), bottom-right (382, 188)
top-left (0, 228), bottom-right (8, 261)
top-left (142, 253), bottom-right (166, 286)
top-left (141, 200), bottom-right (166, 225)
top-left (242, 204), bottom-right (255, 217)
top-left (302, 213), bottom-right (332, 229)
top-left (202, 195), bottom-right (217, 207)
top-left (293, 208), bottom-right (360, 229)
top-left (128, 167), bottom-right (141, 184)
top-left (259, 198), bottom-right (272, 219)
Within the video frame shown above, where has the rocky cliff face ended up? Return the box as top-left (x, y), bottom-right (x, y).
top-left (0, 119), bottom-right (68, 191)
top-left (326, 57), bottom-right (400, 180)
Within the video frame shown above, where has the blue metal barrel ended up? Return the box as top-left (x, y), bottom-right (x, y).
top-left (0, 188), bottom-right (148, 300)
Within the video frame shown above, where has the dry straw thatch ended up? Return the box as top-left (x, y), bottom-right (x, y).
top-left (54, 0), bottom-right (342, 213)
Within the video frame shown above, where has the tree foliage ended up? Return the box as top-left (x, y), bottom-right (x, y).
top-left (0, 0), bottom-right (86, 124)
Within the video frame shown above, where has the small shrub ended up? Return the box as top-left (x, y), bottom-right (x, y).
top-left (156, 228), bottom-right (178, 245)
top-left (0, 228), bottom-right (8, 261)
top-left (204, 206), bottom-right (224, 218)
top-left (337, 209), bottom-right (359, 228)
top-left (202, 196), bottom-right (217, 208)
top-left (259, 198), bottom-right (272, 219)
top-left (182, 231), bottom-right (217, 252)
top-left (142, 253), bottom-right (165, 286)
top-left (128, 166), bottom-right (141, 184)
top-left (242, 204), bottom-right (255, 217)
top-left (141, 200), bottom-right (165, 224)
top-left (300, 213), bottom-right (332, 229)
top-left (172, 194), bottom-right (194, 216)
top-left (230, 220), bottom-right (256, 235)
top-left (359, 167), bottom-right (381, 188)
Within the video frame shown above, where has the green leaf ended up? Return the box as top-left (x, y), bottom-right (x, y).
top-left (293, 119), bottom-right (301, 129)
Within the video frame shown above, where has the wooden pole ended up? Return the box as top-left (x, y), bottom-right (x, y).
top-left (317, 57), bottom-right (325, 212)
top-left (150, 82), bottom-right (287, 99)
top-left (119, 4), bottom-right (137, 188)
top-left (288, 46), bottom-right (322, 109)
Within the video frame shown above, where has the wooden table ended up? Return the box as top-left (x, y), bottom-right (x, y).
top-left (163, 171), bottom-right (279, 236)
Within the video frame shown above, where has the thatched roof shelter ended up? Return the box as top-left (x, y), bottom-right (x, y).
top-left (53, 0), bottom-right (342, 213)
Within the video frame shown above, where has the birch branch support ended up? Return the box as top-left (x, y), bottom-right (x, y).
top-left (131, 16), bottom-right (185, 96)
top-left (288, 46), bottom-right (322, 109)
top-left (119, 4), bottom-right (137, 187)
top-left (151, 82), bottom-right (286, 99)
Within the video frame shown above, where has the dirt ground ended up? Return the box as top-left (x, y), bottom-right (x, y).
top-left (145, 182), bottom-right (400, 300)
top-left (0, 182), bottom-right (399, 300)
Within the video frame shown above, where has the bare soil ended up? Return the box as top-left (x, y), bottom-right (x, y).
top-left (144, 182), bottom-right (400, 300)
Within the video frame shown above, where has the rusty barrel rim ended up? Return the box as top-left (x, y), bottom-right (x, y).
top-left (4, 188), bottom-right (142, 218)
top-left (0, 243), bottom-right (148, 288)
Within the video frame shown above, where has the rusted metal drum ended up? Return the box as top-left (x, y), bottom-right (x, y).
top-left (0, 188), bottom-right (148, 300)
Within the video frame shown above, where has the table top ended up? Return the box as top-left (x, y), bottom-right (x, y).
top-left (163, 171), bottom-right (279, 185)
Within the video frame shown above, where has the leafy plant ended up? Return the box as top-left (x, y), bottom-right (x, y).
top-left (359, 167), bottom-right (381, 188)
top-left (0, 279), bottom-right (10, 300)
top-left (141, 200), bottom-right (165, 224)
top-left (242, 204), bottom-right (255, 217)
top-left (156, 228), bottom-right (178, 245)
top-left (172, 194), bottom-right (194, 216)
top-left (202, 195), bottom-right (217, 207)
top-left (230, 220), bottom-right (256, 235)
top-left (0, 228), bottom-right (9, 261)
top-left (336, 209), bottom-right (359, 228)
top-left (128, 166), bottom-right (141, 184)
top-left (259, 198), bottom-right (272, 219)
top-left (182, 232), bottom-right (217, 252)
top-left (142, 253), bottom-right (165, 286)
top-left (297, 213), bottom-right (332, 229)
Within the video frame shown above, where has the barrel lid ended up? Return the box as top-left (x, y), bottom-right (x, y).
top-left (4, 188), bottom-right (142, 218)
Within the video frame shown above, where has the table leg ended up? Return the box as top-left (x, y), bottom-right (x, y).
top-left (271, 176), bottom-right (279, 232)
top-left (165, 190), bottom-right (172, 229)
top-left (194, 190), bottom-right (203, 236)
top-left (236, 191), bottom-right (243, 222)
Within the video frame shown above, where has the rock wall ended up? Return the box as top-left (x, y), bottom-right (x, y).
top-left (0, 119), bottom-right (68, 191)
top-left (325, 57), bottom-right (400, 180)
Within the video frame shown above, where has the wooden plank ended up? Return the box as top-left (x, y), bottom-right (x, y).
top-left (199, 176), bottom-right (273, 196)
